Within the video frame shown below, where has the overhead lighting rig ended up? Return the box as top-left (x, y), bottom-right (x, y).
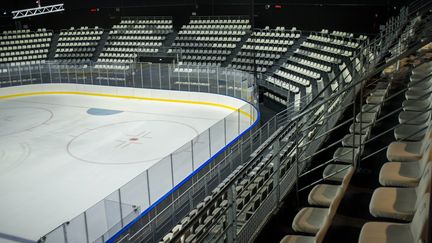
top-left (12, 0), bottom-right (64, 19)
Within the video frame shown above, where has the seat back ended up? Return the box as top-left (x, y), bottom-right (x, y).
top-left (416, 163), bottom-right (432, 197)
top-left (328, 187), bottom-right (344, 219)
top-left (410, 193), bottom-right (430, 243)
top-left (341, 166), bottom-right (354, 193)
top-left (314, 215), bottom-right (332, 243)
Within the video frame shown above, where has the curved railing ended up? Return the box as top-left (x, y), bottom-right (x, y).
top-left (0, 62), bottom-right (259, 243)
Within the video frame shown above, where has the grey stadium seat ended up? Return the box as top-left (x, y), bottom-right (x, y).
top-left (308, 167), bottom-right (353, 207)
top-left (370, 164), bottom-right (431, 221)
top-left (379, 146), bottom-right (431, 187)
top-left (386, 139), bottom-right (431, 162)
top-left (358, 193), bottom-right (430, 243)
top-left (322, 164), bottom-right (353, 183)
top-left (292, 187), bottom-right (344, 234)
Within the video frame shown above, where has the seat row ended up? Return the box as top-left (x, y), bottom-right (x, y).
top-left (0, 38), bottom-right (51, 46)
top-left (274, 69), bottom-right (311, 87)
top-left (295, 49), bottom-right (341, 65)
top-left (308, 34), bottom-right (359, 49)
top-left (173, 42), bottom-right (236, 49)
top-left (189, 19), bottom-right (249, 24)
top-left (178, 30), bottom-right (247, 36)
top-left (301, 41), bottom-right (353, 57)
top-left (0, 54), bottom-right (48, 63)
top-left (1, 59), bottom-right (46, 67)
top-left (113, 24), bottom-right (173, 30)
top-left (228, 64), bottom-right (267, 73)
top-left (287, 56), bottom-right (331, 73)
top-left (57, 42), bottom-right (99, 47)
top-left (55, 53), bottom-right (92, 58)
top-left (59, 30), bottom-right (103, 36)
top-left (94, 63), bottom-right (131, 70)
top-left (120, 19), bottom-right (172, 24)
top-left (359, 61), bottom-right (432, 243)
top-left (0, 48), bottom-right (47, 57)
top-left (182, 55), bottom-right (226, 62)
top-left (0, 32), bottom-right (52, 40)
top-left (170, 48), bottom-right (230, 55)
top-left (281, 80), bottom-right (392, 243)
top-left (106, 41), bottom-right (162, 47)
top-left (237, 51), bottom-right (281, 60)
top-left (109, 29), bottom-right (171, 35)
top-left (281, 63), bottom-right (322, 80)
top-left (108, 35), bottom-right (165, 41)
top-left (263, 92), bottom-right (288, 105)
top-left (231, 57), bottom-right (274, 66)
top-left (253, 30), bottom-right (301, 39)
top-left (58, 36), bottom-right (101, 42)
top-left (182, 24), bottom-right (251, 30)
top-left (246, 38), bottom-right (294, 45)
top-left (56, 47), bottom-right (95, 53)
top-left (175, 36), bottom-right (241, 42)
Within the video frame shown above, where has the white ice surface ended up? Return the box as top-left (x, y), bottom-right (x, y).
top-left (0, 93), bottom-right (249, 242)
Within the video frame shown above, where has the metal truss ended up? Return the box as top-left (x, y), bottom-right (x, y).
top-left (12, 4), bottom-right (64, 19)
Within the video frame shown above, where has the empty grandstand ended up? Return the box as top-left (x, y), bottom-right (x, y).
top-left (0, 0), bottom-right (431, 243)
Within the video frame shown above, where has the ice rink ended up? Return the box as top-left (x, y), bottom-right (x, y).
top-left (0, 85), bottom-right (255, 242)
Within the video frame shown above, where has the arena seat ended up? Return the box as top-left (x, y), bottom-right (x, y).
top-left (370, 163), bottom-right (431, 220)
top-left (308, 167), bottom-right (353, 207)
top-left (171, 16), bottom-right (250, 66)
top-left (358, 193), bottom-right (430, 243)
top-left (0, 29), bottom-right (52, 66)
top-left (55, 26), bottom-right (103, 63)
top-left (280, 214), bottom-right (331, 243)
top-left (379, 143), bottom-right (431, 187)
top-left (230, 27), bottom-right (300, 72)
top-left (96, 17), bottom-right (173, 70)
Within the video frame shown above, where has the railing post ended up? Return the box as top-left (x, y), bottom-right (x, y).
top-left (159, 63), bottom-right (162, 89)
top-left (294, 120), bottom-right (300, 204)
top-left (226, 184), bottom-right (237, 243)
top-left (83, 211), bottom-right (90, 243)
top-left (149, 63), bottom-right (153, 88)
top-left (272, 139), bottom-right (281, 204)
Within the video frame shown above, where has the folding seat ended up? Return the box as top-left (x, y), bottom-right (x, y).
top-left (341, 133), bottom-right (367, 148)
top-left (292, 188), bottom-right (343, 234)
top-left (308, 167), bottom-right (353, 207)
top-left (411, 62), bottom-right (432, 77)
top-left (394, 122), bottom-right (429, 141)
top-left (399, 110), bottom-right (431, 125)
top-left (359, 193), bottom-right (430, 243)
top-left (371, 164), bottom-right (431, 220)
top-left (322, 164), bottom-right (353, 183)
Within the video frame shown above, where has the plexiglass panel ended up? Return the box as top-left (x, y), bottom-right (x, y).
top-left (147, 155), bottom-right (173, 204)
top-left (192, 130), bottom-right (210, 169)
top-left (171, 142), bottom-right (193, 185)
top-left (209, 119), bottom-right (225, 157)
top-left (65, 213), bottom-right (87, 243)
top-left (120, 172), bottom-right (149, 214)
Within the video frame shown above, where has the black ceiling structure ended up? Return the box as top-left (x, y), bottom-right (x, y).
top-left (0, 0), bottom-right (414, 34)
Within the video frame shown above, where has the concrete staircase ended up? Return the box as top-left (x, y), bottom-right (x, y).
top-left (160, 31), bottom-right (178, 54)
top-left (47, 32), bottom-right (60, 60)
top-left (222, 31), bottom-right (252, 67)
top-left (92, 30), bottom-right (110, 62)
top-left (265, 35), bottom-right (308, 76)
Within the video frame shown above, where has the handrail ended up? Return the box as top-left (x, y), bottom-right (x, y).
top-left (164, 4), bottom-right (432, 243)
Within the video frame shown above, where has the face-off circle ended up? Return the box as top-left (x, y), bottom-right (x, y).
top-left (67, 120), bottom-right (199, 165)
top-left (0, 107), bottom-right (53, 137)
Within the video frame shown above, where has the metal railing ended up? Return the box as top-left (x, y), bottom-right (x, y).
top-left (0, 62), bottom-right (261, 243)
top-left (154, 3), bottom-right (432, 243)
